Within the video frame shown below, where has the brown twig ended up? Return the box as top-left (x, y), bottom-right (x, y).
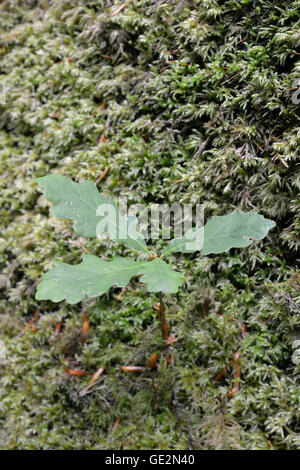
top-left (96, 168), bottom-right (109, 184)
top-left (228, 350), bottom-right (241, 398)
top-left (159, 292), bottom-right (170, 340)
top-left (167, 178), bottom-right (186, 183)
top-left (69, 238), bottom-right (91, 254)
top-left (115, 286), bottom-right (126, 301)
top-left (220, 71), bottom-right (241, 86)
top-left (80, 367), bottom-right (105, 396)
top-left (112, 417), bottom-right (121, 432)
top-left (272, 153), bottom-right (289, 168)
top-left (81, 314), bottom-right (89, 344)
top-left (112, 3), bottom-right (127, 16)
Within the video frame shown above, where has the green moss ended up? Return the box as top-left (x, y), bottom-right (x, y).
top-left (0, 0), bottom-right (299, 449)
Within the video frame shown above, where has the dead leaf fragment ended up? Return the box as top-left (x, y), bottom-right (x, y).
top-left (147, 353), bottom-right (159, 370)
top-left (64, 368), bottom-right (93, 377)
top-left (120, 366), bottom-right (146, 372)
top-left (87, 367), bottom-right (105, 387)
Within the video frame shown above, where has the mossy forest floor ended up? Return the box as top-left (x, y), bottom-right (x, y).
top-left (0, 0), bottom-right (299, 450)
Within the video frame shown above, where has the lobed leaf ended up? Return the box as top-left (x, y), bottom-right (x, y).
top-left (200, 211), bottom-right (276, 255)
top-left (35, 255), bottom-right (184, 303)
top-left (138, 258), bottom-right (184, 293)
top-left (163, 227), bottom-right (204, 256)
top-left (164, 211), bottom-right (275, 256)
top-left (36, 174), bottom-right (148, 253)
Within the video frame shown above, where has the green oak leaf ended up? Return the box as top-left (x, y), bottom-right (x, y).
top-left (35, 255), bottom-right (184, 304)
top-left (35, 174), bottom-right (148, 254)
top-left (139, 258), bottom-right (185, 294)
top-left (95, 202), bottom-right (147, 253)
top-left (163, 227), bottom-right (204, 256)
top-left (200, 211), bottom-right (276, 255)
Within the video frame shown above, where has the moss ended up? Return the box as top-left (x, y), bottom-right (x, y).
top-left (0, 0), bottom-right (299, 449)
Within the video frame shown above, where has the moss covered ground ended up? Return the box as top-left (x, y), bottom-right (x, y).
top-left (0, 0), bottom-right (299, 450)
